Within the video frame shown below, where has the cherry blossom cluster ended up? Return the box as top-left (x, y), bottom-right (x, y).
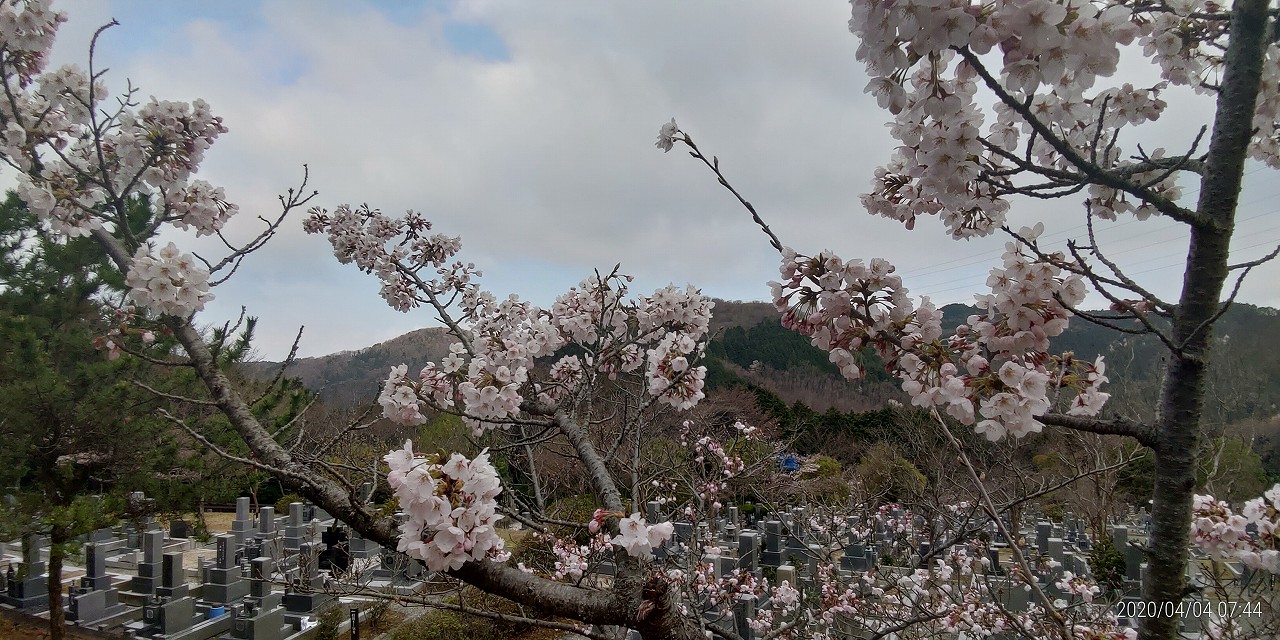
top-left (539, 530), bottom-right (612, 581)
top-left (610, 512), bottom-right (675, 559)
top-left (383, 440), bottom-right (508, 572)
top-left (1055, 571), bottom-right (1101, 604)
top-left (320, 207), bottom-right (722, 432)
top-left (1085, 149), bottom-right (1182, 221)
top-left (687, 563), bottom-right (768, 611)
top-left (166, 179), bottom-right (237, 236)
top-left (769, 223), bottom-right (1105, 441)
top-left (648, 478), bottom-right (680, 506)
top-left (0, 0), bottom-right (66, 85)
top-left (696, 430), bottom-right (747, 476)
top-left (645, 332), bottom-right (705, 410)
top-left (91, 305), bottom-right (159, 360)
top-left (11, 90), bottom-right (229, 238)
top-left (582, 508), bottom-right (681, 561)
top-left (304, 204), bottom-right (470, 313)
top-left (1191, 484), bottom-right (1280, 575)
top-left (2, 0), bottom-right (242, 328)
top-left (125, 242), bottom-right (214, 318)
top-left (847, 1), bottom-right (1279, 234)
top-left (311, 206), bottom-right (716, 429)
top-left (679, 423), bottom-right (748, 509)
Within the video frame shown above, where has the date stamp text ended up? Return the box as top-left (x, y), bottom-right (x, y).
top-left (1114, 600), bottom-right (1264, 620)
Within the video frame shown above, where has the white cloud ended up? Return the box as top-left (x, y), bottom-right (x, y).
top-left (16, 0), bottom-right (1280, 360)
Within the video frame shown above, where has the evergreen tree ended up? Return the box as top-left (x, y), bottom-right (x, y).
top-left (0, 193), bottom-right (168, 639)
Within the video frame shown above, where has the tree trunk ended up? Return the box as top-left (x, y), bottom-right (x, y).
top-left (1138, 3), bottom-right (1269, 640)
top-left (196, 496), bottom-right (209, 537)
top-left (46, 527), bottom-right (68, 640)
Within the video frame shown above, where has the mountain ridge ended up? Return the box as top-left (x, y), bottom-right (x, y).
top-left (246, 300), bottom-right (1280, 425)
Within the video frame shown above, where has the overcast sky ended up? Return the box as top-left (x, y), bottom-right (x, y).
top-left (23, 0), bottom-right (1280, 360)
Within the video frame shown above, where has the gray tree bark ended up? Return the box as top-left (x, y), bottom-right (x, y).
top-left (1139, 2), bottom-right (1270, 640)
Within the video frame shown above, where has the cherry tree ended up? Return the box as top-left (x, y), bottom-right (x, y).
top-left (0, 6), bottom-right (745, 636)
top-left (656, 1), bottom-right (1280, 639)
top-left (4, 1), bottom-right (1279, 639)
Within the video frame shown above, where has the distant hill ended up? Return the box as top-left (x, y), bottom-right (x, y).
top-left (248, 300), bottom-right (1280, 427)
top-left (243, 327), bottom-right (455, 406)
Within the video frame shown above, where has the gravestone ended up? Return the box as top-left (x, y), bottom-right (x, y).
top-left (1036, 522), bottom-right (1052, 554)
top-left (223, 556), bottom-right (289, 640)
top-left (841, 542), bottom-right (870, 572)
top-left (1124, 545), bottom-right (1144, 582)
top-left (139, 594), bottom-right (198, 637)
top-left (776, 564), bottom-right (796, 587)
top-left (170, 519), bottom-right (193, 539)
top-left (258, 506), bottom-right (276, 535)
top-left (68, 585), bottom-right (133, 626)
top-left (319, 525), bottom-right (351, 575)
top-left (0, 534), bottom-right (48, 610)
top-left (283, 543), bottom-right (330, 614)
top-left (762, 521), bottom-right (783, 567)
top-left (804, 543), bottom-right (822, 577)
top-left (348, 530), bottom-right (379, 560)
top-left (737, 531), bottom-right (759, 572)
top-left (987, 547), bottom-right (1002, 575)
top-left (994, 578), bottom-right (1030, 612)
top-left (1047, 538), bottom-right (1065, 567)
top-left (203, 535), bottom-right (250, 604)
top-left (1112, 525), bottom-right (1128, 551)
top-left (158, 552), bottom-right (189, 599)
top-left (130, 530), bottom-right (165, 594)
top-left (733, 594), bottom-right (756, 640)
top-left (645, 501), bottom-right (661, 525)
top-left (232, 497), bottom-right (258, 547)
top-left (284, 503), bottom-right (305, 551)
top-left (67, 543), bottom-right (133, 625)
top-left (711, 556), bottom-right (735, 579)
top-left (82, 543), bottom-right (112, 591)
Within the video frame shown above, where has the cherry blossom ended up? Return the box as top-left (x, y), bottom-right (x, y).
top-left (125, 242), bottom-right (214, 318)
top-left (656, 118), bottom-right (679, 152)
top-left (611, 512), bottom-right (675, 559)
top-left (761, 223), bottom-right (1107, 442)
top-left (383, 440), bottom-right (508, 572)
top-left (312, 205), bottom-right (718, 433)
top-left (1191, 484), bottom-right (1280, 575)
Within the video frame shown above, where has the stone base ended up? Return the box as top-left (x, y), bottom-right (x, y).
top-left (282, 592), bottom-right (329, 614)
top-left (202, 580), bottom-right (251, 605)
top-left (0, 592), bottom-right (48, 612)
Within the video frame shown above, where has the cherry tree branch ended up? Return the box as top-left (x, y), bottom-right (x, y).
top-left (679, 133), bottom-right (784, 255)
top-left (1039, 413), bottom-right (1158, 449)
top-left (930, 409), bottom-right (1071, 640)
top-left (959, 49), bottom-right (1207, 228)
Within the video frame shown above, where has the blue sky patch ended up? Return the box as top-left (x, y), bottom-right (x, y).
top-left (443, 21), bottom-right (510, 62)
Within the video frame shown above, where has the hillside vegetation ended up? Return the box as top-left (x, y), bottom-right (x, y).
top-left (247, 300), bottom-right (1280, 480)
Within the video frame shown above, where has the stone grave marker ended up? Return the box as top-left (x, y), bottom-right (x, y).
top-left (130, 529), bottom-right (164, 594)
top-left (203, 534), bottom-right (249, 604)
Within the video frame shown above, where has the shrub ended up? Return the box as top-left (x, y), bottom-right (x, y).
top-left (388, 610), bottom-right (470, 640)
top-left (1088, 536), bottom-right (1126, 594)
top-left (275, 493), bottom-right (304, 513)
top-left (313, 605), bottom-right (344, 640)
top-left (361, 599), bottom-right (392, 634)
